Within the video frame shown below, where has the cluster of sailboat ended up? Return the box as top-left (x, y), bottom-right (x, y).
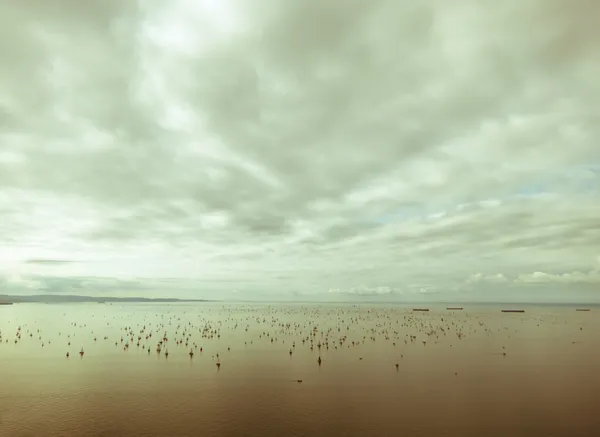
top-left (0, 305), bottom-right (593, 376)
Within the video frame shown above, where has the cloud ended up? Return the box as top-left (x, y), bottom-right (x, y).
top-left (465, 268), bottom-right (600, 286)
top-left (329, 286), bottom-right (397, 297)
top-left (515, 270), bottom-right (600, 284)
top-left (25, 259), bottom-right (73, 265)
top-left (1, 274), bottom-right (45, 291)
top-left (1, 0), bottom-right (599, 301)
top-left (467, 273), bottom-right (509, 284)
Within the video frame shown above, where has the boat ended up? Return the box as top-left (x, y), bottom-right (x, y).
top-left (446, 307), bottom-right (463, 310)
top-left (575, 308), bottom-right (591, 312)
top-left (0, 302), bottom-right (14, 306)
top-left (412, 308), bottom-right (429, 312)
top-left (501, 309), bottom-right (525, 313)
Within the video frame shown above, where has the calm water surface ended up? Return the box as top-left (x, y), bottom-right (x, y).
top-left (1, 303), bottom-right (599, 436)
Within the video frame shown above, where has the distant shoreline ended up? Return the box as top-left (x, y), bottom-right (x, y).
top-left (0, 295), bottom-right (212, 304)
top-left (1, 295), bottom-right (598, 306)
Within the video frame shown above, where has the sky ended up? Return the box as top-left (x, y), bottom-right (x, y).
top-left (0, 0), bottom-right (599, 302)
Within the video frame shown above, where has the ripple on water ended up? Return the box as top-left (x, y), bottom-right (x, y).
top-left (1, 302), bottom-right (599, 436)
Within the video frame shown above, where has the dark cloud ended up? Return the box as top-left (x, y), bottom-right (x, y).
top-left (25, 259), bottom-right (73, 265)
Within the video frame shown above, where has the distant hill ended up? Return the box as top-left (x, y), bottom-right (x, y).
top-left (0, 294), bottom-right (211, 304)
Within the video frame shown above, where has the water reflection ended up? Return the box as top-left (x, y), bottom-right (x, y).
top-left (1, 303), bottom-right (599, 436)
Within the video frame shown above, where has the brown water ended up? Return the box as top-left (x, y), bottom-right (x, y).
top-left (1, 303), bottom-right (599, 437)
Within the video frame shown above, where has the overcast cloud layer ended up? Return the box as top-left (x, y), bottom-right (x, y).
top-left (1, 0), bottom-right (599, 302)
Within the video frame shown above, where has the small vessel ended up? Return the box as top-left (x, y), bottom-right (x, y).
top-left (412, 308), bottom-right (429, 312)
top-left (501, 309), bottom-right (525, 313)
top-left (446, 307), bottom-right (463, 310)
top-left (0, 302), bottom-right (14, 305)
top-left (575, 308), bottom-right (591, 312)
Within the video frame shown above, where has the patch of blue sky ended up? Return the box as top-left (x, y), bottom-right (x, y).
top-left (565, 165), bottom-right (600, 194)
top-left (370, 206), bottom-right (426, 224)
top-left (368, 203), bottom-right (451, 225)
top-left (367, 165), bottom-right (599, 225)
top-left (516, 183), bottom-right (547, 197)
top-left (586, 165), bottom-right (600, 174)
top-left (516, 165), bottom-right (600, 197)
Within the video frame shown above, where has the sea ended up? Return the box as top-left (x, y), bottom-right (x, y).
top-left (1, 302), bottom-right (599, 437)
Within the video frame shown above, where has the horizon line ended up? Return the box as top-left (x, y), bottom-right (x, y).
top-left (1, 294), bottom-right (599, 306)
